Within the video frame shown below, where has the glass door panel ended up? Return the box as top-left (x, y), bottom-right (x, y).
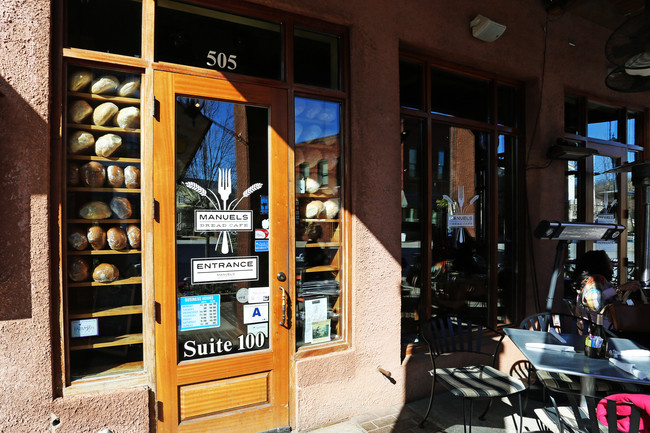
top-left (593, 155), bottom-right (620, 279)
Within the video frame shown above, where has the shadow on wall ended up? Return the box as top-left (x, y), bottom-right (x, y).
top-left (0, 76), bottom-right (49, 320)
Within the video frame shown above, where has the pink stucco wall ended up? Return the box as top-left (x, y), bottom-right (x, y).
top-left (1, 0), bottom-right (648, 432)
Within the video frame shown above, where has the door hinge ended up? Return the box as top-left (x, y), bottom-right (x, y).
top-left (156, 401), bottom-right (163, 421)
top-left (155, 301), bottom-right (161, 324)
top-left (153, 97), bottom-right (160, 121)
top-left (153, 199), bottom-right (160, 223)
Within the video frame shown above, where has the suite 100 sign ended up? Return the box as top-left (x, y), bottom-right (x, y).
top-left (206, 51), bottom-right (237, 70)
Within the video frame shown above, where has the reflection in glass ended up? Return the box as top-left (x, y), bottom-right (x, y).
top-left (566, 160), bottom-right (580, 265)
top-left (627, 151), bottom-right (637, 280)
top-left (431, 68), bottom-right (490, 122)
top-left (588, 102), bottom-right (619, 141)
top-left (593, 155), bottom-right (619, 279)
top-left (401, 118), bottom-right (424, 342)
top-left (294, 97), bottom-right (343, 348)
top-left (175, 97), bottom-right (270, 362)
top-left (399, 60), bottom-right (423, 110)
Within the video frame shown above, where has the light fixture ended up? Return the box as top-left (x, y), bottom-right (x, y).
top-left (535, 220), bottom-right (625, 241)
top-left (470, 15), bottom-right (506, 42)
top-left (547, 139), bottom-right (599, 160)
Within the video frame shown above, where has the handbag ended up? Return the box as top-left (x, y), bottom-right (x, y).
top-left (606, 289), bottom-right (650, 333)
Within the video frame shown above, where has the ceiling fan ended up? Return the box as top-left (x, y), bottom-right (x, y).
top-left (604, 0), bottom-right (650, 92)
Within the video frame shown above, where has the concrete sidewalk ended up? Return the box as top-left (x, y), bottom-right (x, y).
top-left (302, 392), bottom-right (549, 433)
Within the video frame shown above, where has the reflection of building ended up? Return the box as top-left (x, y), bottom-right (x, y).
top-left (3, 1), bottom-right (650, 432)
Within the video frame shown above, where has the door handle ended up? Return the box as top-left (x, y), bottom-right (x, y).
top-left (279, 286), bottom-right (290, 329)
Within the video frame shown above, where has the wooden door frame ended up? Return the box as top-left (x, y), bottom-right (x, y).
top-left (153, 70), bottom-right (290, 432)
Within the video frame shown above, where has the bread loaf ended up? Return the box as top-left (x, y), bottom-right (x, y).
top-left (93, 102), bottom-right (119, 126)
top-left (305, 177), bottom-right (320, 193)
top-left (127, 224), bottom-right (141, 249)
top-left (67, 162), bottom-right (80, 186)
top-left (79, 201), bottom-right (112, 219)
top-left (124, 166), bottom-right (140, 189)
top-left (117, 77), bottom-right (140, 97)
top-left (91, 75), bottom-right (120, 95)
top-left (106, 165), bottom-right (124, 187)
top-left (324, 199), bottom-right (339, 219)
top-left (68, 256), bottom-right (90, 282)
top-left (95, 133), bottom-right (122, 157)
top-left (80, 161), bottom-right (106, 187)
top-left (92, 263), bottom-right (119, 282)
top-left (69, 100), bottom-right (93, 124)
top-left (305, 200), bottom-right (324, 218)
top-left (110, 197), bottom-right (132, 219)
top-left (107, 227), bottom-right (127, 250)
top-left (67, 227), bottom-right (89, 250)
top-left (67, 130), bottom-right (95, 155)
top-left (68, 70), bottom-right (93, 92)
top-left (114, 106), bottom-right (140, 129)
top-left (87, 225), bottom-right (107, 250)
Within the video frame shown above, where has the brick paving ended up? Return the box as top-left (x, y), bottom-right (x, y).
top-left (349, 402), bottom-right (443, 433)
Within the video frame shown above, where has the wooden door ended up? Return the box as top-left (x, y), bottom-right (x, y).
top-left (154, 71), bottom-right (290, 433)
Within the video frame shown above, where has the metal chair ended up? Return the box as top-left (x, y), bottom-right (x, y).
top-left (419, 315), bottom-right (527, 433)
top-left (535, 386), bottom-right (646, 433)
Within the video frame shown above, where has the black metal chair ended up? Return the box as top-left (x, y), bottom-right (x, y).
top-left (419, 315), bottom-right (527, 433)
top-left (535, 385), bottom-right (646, 433)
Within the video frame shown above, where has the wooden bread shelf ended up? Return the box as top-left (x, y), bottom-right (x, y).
top-left (70, 360), bottom-right (144, 382)
top-left (305, 242), bottom-right (340, 248)
top-left (68, 123), bottom-right (140, 134)
top-left (301, 218), bottom-right (339, 223)
top-left (304, 265), bottom-right (339, 273)
top-left (68, 91), bottom-right (140, 105)
top-left (69, 305), bottom-right (143, 319)
top-left (68, 219), bottom-right (141, 224)
top-left (69, 333), bottom-right (143, 351)
top-left (68, 155), bottom-right (141, 163)
top-left (296, 192), bottom-right (339, 199)
top-left (68, 187), bottom-right (141, 193)
top-left (68, 249), bottom-right (141, 256)
top-left (68, 276), bottom-right (142, 287)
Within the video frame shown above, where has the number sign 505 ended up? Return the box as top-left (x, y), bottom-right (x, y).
top-left (206, 51), bottom-right (237, 70)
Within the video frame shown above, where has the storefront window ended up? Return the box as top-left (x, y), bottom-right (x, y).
top-left (430, 67), bottom-right (491, 123)
top-left (294, 96), bottom-right (344, 348)
top-left (399, 60), bottom-right (423, 110)
top-left (564, 95), bottom-right (583, 136)
top-left (294, 28), bottom-right (341, 90)
top-left (64, 64), bottom-right (144, 381)
top-left (593, 155), bottom-right (620, 279)
top-left (587, 101), bottom-right (619, 142)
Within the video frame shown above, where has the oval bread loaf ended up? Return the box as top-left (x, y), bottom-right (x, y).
top-left (110, 197), bottom-right (132, 219)
top-left (305, 177), bottom-right (320, 193)
top-left (93, 102), bottom-right (119, 126)
top-left (67, 227), bottom-right (89, 250)
top-left (91, 75), bottom-right (120, 95)
top-left (95, 133), bottom-right (122, 157)
top-left (68, 130), bottom-right (95, 154)
top-left (79, 201), bottom-right (112, 219)
top-left (114, 106), bottom-right (140, 129)
top-left (68, 256), bottom-right (90, 282)
top-left (69, 100), bottom-right (93, 124)
top-left (117, 77), bottom-right (140, 97)
top-left (305, 200), bottom-right (325, 218)
top-left (80, 161), bottom-right (106, 187)
top-left (92, 263), bottom-right (119, 282)
top-left (68, 70), bottom-right (93, 92)
top-left (106, 165), bottom-right (124, 187)
top-left (87, 225), bottom-right (107, 250)
top-left (324, 199), bottom-right (339, 219)
top-left (124, 166), bottom-right (140, 189)
top-left (107, 227), bottom-right (128, 250)
top-left (127, 224), bottom-right (141, 249)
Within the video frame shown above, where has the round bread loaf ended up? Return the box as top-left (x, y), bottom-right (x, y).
top-left (95, 133), bottom-right (122, 157)
top-left (68, 130), bottom-right (95, 155)
top-left (92, 263), bottom-right (119, 282)
top-left (107, 227), bottom-right (128, 250)
top-left (127, 224), bottom-right (141, 249)
top-left (91, 75), bottom-right (120, 95)
top-left (106, 165), bottom-right (124, 187)
top-left (124, 166), bottom-right (140, 189)
top-left (67, 162), bottom-right (80, 186)
top-left (69, 100), bottom-right (93, 124)
top-left (117, 77), bottom-right (140, 97)
top-left (110, 197), bottom-right (132, 219)
top-left (67, 226), bottom-right (89, 250)
top-left (93, 102), bottom-right (119, 126)
top-left (324, 199), bottom-right (339, 219)
top-left (87, 225), bottom-right (107, 250)
top-left (305, 200), bottom-right (325, 218)
top-left (68, 256), bottom-right (90, 282)
top-left (79, 201), bottom-right (112, 219)
top-left (114, 106), bottom-right (140, 129)
top-left (80, 161), bottom-right (106, 187)
top-left (305, 177), bottom-right (320, 193)
top-left (68, 69), bottom-right (93, 92)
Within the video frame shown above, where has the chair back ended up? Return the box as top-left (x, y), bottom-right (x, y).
top-left (421, 315), bottom-right (503, 365)
top-left (520, 312), bottom-right (591, 335)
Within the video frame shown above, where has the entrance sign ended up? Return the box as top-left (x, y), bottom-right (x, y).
top-left (191, 256), bottom-right (259, 284)
top-left (179, 295), bottom-right (220, 331)
top-left (195, 210), bottom-right (253, 231)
